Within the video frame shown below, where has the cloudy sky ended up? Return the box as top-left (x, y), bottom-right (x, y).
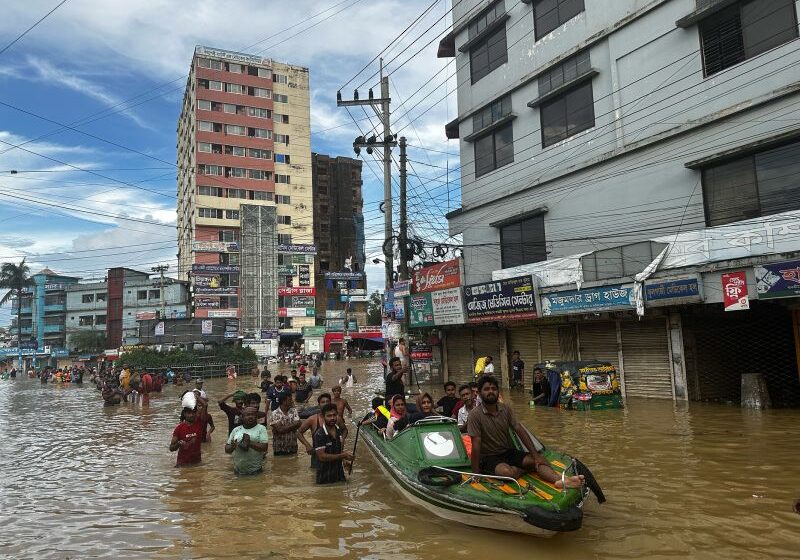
top-left (0, 0), bottom-right (460, 325)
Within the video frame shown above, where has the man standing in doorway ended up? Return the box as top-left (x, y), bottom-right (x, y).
top-left (511, 351), bottom-right (524, 390)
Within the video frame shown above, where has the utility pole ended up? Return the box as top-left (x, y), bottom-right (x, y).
top-left (337, 59), bottom-right (395, 289)
top-left (398, 136), bottom-right (409, 280)
top-left (151, 264), bottom-right (169, 319)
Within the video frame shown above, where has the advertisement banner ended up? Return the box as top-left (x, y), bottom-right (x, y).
top-left (326, 319), bottom-right (345, 332)
top-left (154, 322), bottom-right (165, 336)
top-left (192, 275), bottom-right (220, 288)
top-left (278, 243), bottom-right (317, 254)
top-left (224, 332), bottom-right (239, 339)
top-left (298, 265), bottom-right (311, 286)
top-left (324, 271), bottom-right (364, 281)
top-left (302, 326), bottom-right (326, 337)
top-left (413, 259), bottom-right (461, 293)
top-left (541, 284), bottom-right (634, 316)
top-left (279, 307), bottom-right (316, 317)
top-left (194, 287), bottom-right (237, 295)
top-left (383, 289), bottom-right (394, 315)
top-left (754, 259), bottom-right (800, 300)
top-left (341, 294), bottom-right (369, 303)
top-left (192, 240), bottom-right (239, 253)
top-left (207, 310), bottom-right (238, 318)
top-left (201, 320), bottom-right (213, 335)
top-left (278, 286), bottom-right (316, 296)
top-left (292, 296), bottom-right (315, 307)
top-left (722, 271), bottom-right (750, 311)
top-left (381, 320), bottom-right (402, 340)
top-left (135, 311), bottom-right (157, 320)
top-left (326, 310), bottom-right (346, 319)
top-left (409, 293), bottom-right (434, 327)
top-left (464, 275), bottom-right (538, 322)
top-left (192, 264), bottom-right (239, 273)
top-left (394, 297), bottom-right (406, 320)
top-left (195, 297), bottom-right (220, 309)
top-left (431, 287), bottom-right (466, 325)
top-left (393, 280), bottom-right (411, 297)
top-left (260, 329), bottom-right (279, 340)
top-left (291, 254), bottom-right (314, 264)
top-left (278, 265), bottom-right (296, 277)
top-left (644, 276), bottom-right (703, 306)
top-left (410, 343), bottom-right (433, 362)
top-left (340, 288), bottom-right (367, 296)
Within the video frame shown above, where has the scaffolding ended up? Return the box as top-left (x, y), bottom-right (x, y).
top-left (240, 204), bottom-right (278, 336)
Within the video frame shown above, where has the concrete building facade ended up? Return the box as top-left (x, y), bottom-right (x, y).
top-left (15, 268), bottom-right (80, 352)
top-left (437, 0), bottom-right (800, 405)
top-left (176, 45), bottom-right (314, 339)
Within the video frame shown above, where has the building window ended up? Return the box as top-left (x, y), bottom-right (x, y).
top-left (219, 230), bottom-right (238, 242)
top-left (274, 113), bottom-right (289, 124)
top-left (248, 169), bottom-right (271, 180)
top-left (95, 315), bottom-right (106, 325)
top-left (700, 0), bottom-right (798, 77)
top-left (227, 63), bottom-right (243, 73)
top-left (96, 293), bottom-right (107, 302)
top-left (276, 195), bottom-right (291, 204)
top-left (199, 186), bottom-right (223, 197)
top-left (273, 74), bottom-right (288, 84)
top-left (248, 148), bottom-right (272, 160)
top-left (250, 87), bottom-right (271, 98)
top-left (540, 81), bottom-right (594, 147)
top-left (198, 58), bottom-right (222, 70)
top-left (702, 140), bottom-right (800, 226)
top-left (538, 50), bottom-right (591, 97)
top-left (79, 315), bottom-right (94, 326)
top-left (274, 154), bottom-right (291, 164)
top-left (469, 3), bottom-right (508, 85)
top-left (226, 210), bottom-right (240, 220)
top-left (500, 214), bottom-right (547, 268)
top-left (81, 294), bottom-right (94, 303)
top-left (248, 107), bottom-right (271, 119)
top-left (278, 215), bottom-right (292, 225)
top-left (227, 188), bottom-right (248, 198)
top-left (273, 93), bottom-right (289, 103)
top-left (198, 142), bottom-right (212, 153)
top-left (225, 124), bottom-right (247, 136)
top-left (137, 290), bottom-right (148, 300)
top-left (198, 120), bottom-right (213, 132)
top-left (198, 208), bottom-right (224, 219)
top-left (534, 0), bottom-right (585, 40)
top-left (473, 96), bottom-right (512, 133)
top-left (278, 234), bottom-right (292, 245)
top-left (474, 122), bottom-right (514, 177)
top-left (149, 289), bottom-right (160, 299)
top-left (227, 167), bottom-right (247, 178)
top-left (248, 127), bottom-right (272, 139)
top-left (274, 134), bottom-right (289, 144)
top-left (276, 174), bottom-right (290, 184)
top-left (197, 100), bottom-right (212, 111)
top-left (252, 190), bottom-right (273, 200)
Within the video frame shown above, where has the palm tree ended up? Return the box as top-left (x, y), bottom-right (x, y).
top-left (0, 259), bottom-right (34, 353)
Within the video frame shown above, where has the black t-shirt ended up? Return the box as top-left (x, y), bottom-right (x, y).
top-left (313, 425), bottom-right (346, 484)
top-left (266, 385), bottom-right (289, 411)
top-left (532, 378), bottom-right (551, 403)
top-left (219, 402), bottom-right (244, 434)
top-left (260, 380), bottom-right (273, 393)
top-left (295, 382), bottom-right (312, 403)
top-left (512, 359), bottom-right (525, 381)
top-left (436, 396), bottom-right (459, 417)
top-left (384, 370), bottom-right (404, 404)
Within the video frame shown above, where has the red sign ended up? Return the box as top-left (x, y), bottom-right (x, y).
top-left (722, 271), bottom-right (750, 311)
top-left (278, 286), bottom-right (316, 296)
top-left (412, 259), bottom-right (461, 293)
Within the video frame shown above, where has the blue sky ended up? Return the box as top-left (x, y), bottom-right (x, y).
top-left (0, 0), bottom-right (460, 326)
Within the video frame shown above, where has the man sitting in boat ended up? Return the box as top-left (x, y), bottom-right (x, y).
top-left (467, 375), bottom-right (584, 490)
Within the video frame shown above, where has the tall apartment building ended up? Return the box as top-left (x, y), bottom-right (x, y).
top-left (14, 269), bottom-right (80, 351)
top-left (438, 0), bottom-right (800, 404)
top-left (176, 46), bottom-right (314, 339)
top-left (311, 154), bottom-right (367, 329)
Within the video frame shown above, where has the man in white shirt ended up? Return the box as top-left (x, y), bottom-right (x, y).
top-left (456, 384), bottom-right (476, 433)
top-left (483, 356), bottom-right (495, 374)
top-left (394, 338), bottom-right (409, 367)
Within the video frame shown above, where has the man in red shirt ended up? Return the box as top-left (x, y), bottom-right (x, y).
top-left (169, 407), bottom-right (203, 467)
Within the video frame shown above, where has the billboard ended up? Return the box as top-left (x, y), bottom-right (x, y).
top-left (278, 286), bottom-right (316, 296)
top-left (192, 240), bottom-right (239, 252)
top-left (194, 287), bottom-right (237, 295)
top-left (192, 264), bottom-right (239, 273)
top-left (431, 287), bottom-right (466, 325)
top-left (464, 275), bottom-right (538, 323)
top-left (409, 293), bottom-right (434, 327)
top-left (195, 297), bottom-right (220, 309)
top-left (278, 243), bottom-right (317, 254)
top-left (413, 259), bottom-right (461, 293)
top-left (279, 307), bottom-right (316, 317)
top-left (754, 259), bottom-right (800, 300)
top-left (541, 284), bottom-right (634, 316)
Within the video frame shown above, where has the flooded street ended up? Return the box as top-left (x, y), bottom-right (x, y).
top-left (1, 359), bottom-right (798, 559)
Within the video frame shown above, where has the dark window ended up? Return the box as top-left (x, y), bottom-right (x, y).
top-left (540, 81), bottom-right (594, 147)
top-left (703, 140), bottom-right (800, 226)
top-left (137, 290), bottom-right (147, 300)
top-left (474, 122), bottom-right (514, 177)
top-left (534, 0), bottom-right (585, 40)
top-left (473, 96), bottom-right (512, 132)
top-left (700, 0), bottom-right (798, 77)
top-left (470, 27), bottom-right (508, 84)
top-left (500, 214), bottom-right (547, 268)
top-left (537, 50), bottom-right (591, 97)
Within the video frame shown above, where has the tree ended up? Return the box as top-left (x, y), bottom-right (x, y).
top-left (366, 291), bottom-right (383, 325)
top-left (70, 330), bottom-right (107, 354)
top-left (0, 259), bottom-right (33, 352)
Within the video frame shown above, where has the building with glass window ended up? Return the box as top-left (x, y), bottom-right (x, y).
top-left (437, 0), bottom-right (800, 405)
top-left (176, 46), bottom-right (314, 339)
top-left (14, 268), bottom-right (80, 353)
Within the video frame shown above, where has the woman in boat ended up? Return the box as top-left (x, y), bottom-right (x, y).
top-left (385, 394), bottom-right (408, 439)
top-left (406, 392), bottom-right (436, 425)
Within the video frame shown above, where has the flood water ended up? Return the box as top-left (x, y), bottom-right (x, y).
top-left (0, 358), bottom-right (798, 559)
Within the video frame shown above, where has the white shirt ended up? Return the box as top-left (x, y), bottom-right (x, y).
top-left (457, 404), bottom-right (474, 427)
top-left (484, 363), bottom-right (495, 374)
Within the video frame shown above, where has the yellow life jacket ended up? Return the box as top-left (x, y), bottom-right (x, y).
top-left (376, 405), bottom-right (390, 419)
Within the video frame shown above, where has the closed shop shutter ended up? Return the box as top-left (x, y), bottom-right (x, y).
top-left (620, 319), bottom-right (673, 399)
top-left (539, 325), bottom-right (578, 362)
top-left (508, 326), bottom-right (540, 364)
top-left (539, 326), bottom-right (561, 363)
top-left (578, 322), bottom-right (620, 370)
top-left (445, 329), bottom-right (473, 387)
top-left (473, 328), bottom-right (503, 380)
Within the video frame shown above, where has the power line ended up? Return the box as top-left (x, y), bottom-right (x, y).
top-left (0, 0), bottom-right (69, 57)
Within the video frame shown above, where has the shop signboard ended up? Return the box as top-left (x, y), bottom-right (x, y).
top-left (326, 319), bottom-right (345, 332)
top-left (412, 259), bottom-right (461, 293)
top-left (326, 310), bottom-right (345, 319)
top-left (20, 339), bottom-right (38, 350)
top-left (394, 297), bottom-right (406, 320)
top-left (193, 275), bottom-right (220, 288)
top-left (195, 297), bottom-right (220, 309)
top-left (541, 284), bottom-right (633, 316)
top-left (292, 296), bottom-right (315, 307)
top-left (298, 265), bottom-right (311, 286)
top-left (279, 307), bottom-right (316, 317)
top-left (431, 287), bottom-right (466, 325)
top-left (154, 322), bottom-right (165, 336)
top-left (381, 320), bottom-right (402, 340)
top-left (207, 310), bottom-right (238, 318)
top-left (383, 289), bottom-right (394, 315)
top-left (410, 343), bottom-right (433, 362)
top-left (260, 329), bottom-right (279, 340)
top-left (341, 294), bottom-right (369, 303)
top-left (359, 326), bottom-right (382, 334)
top-left (192, 240), bottom-right (239, 253)
top-left (195, 287), bottom-right (237, 295)
top-left (135, 311), bottom-right (157, 320)
top-left (644, 276), bottom-right (703, 306)
top-left (465, 275), bottom-right (538, 322)
top-left (201, 320), bottom-right (213, 335)
top-left (722, 271), bottom-right (750, 311)
top-left (171, 310), bottom-right (187, 319)
top-left (192, 264), bottom-right (239, 273)
top-left (224, 331), bottom-right (239, 339)
top-left (291, 254), bottom-right (314, 264)
top-left (340, 288), bottom-right (367, 296)
top-left (278, 265), bottom-right (296, 276)
top-left (347, 320), bottom-right (358, 330)
top-left (324, 271), bottom-right (364, 281)
top-left (393, 280), bottom-right (411, 297)
top-left (278, 243), bottom-right (317, 254)
top-left (278, 286), bottom-right (315, 296)
top-left (754, 259), bottom-right (800, 300)
top-left (302, 326), bottom-right (326, 337)
top-left (409, 293), bottom-right (434, 327)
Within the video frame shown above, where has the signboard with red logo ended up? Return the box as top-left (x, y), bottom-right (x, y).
top-left (412, 259), bottom-right (461, 293)
top-left (722, 271), bottom-right (750, 311)
top-left (278, 287), bottom-right (316, 296)
top-left (754, 259), bottom-right (800, 300)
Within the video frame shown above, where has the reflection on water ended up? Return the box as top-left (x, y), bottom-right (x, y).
top-left (1, 359), bottom-right (798, 559)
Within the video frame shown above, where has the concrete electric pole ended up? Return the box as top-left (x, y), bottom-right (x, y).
top-left (151, 264), bottom-right (169, 319)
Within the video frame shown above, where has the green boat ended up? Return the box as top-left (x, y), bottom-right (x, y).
top-left (358, 415), bottom-right (604, 536)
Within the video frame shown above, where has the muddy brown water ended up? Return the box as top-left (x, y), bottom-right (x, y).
top-left (0, 359), bottom-right (798, 559)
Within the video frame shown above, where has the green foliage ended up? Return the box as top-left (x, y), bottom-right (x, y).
top-left (366, 291), bottom-right (383, 325)
top-left (120, 345), bottom-right (258, 369)
top-left (70, 331), bottom-right (106, 354)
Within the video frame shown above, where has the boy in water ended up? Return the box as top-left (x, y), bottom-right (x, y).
top-left (331, 385), bottom-right (351, 444)
top-left (169, 407), bottom-right (204, 467)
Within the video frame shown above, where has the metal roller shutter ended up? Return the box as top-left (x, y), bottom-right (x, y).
top-left (473, 329), bottom-right (503, 380)
top-left (578, 322), bottom-right (620, 371)
top-left (620, 319), bottom-right (673, 399)
top-left (508, 326), bottom-right (540, 364)
top-left (539, 326), bottom-right (561, 363)
top-left (445, 329), bottom-right (473, 387)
